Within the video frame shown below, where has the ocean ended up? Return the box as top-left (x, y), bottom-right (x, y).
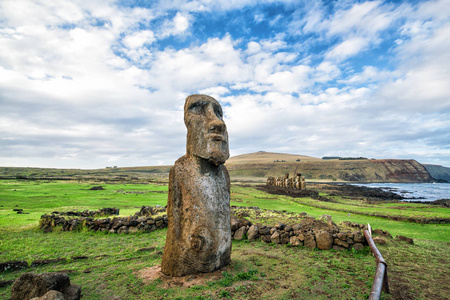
top-left (351, 182), bottom-right (450, 202)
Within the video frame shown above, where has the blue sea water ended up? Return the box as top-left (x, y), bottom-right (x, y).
top-left (351, 183), bottom-right (450, 202)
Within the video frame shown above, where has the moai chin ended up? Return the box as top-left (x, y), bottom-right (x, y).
top-left (161, 94), bottom-right (231, 277)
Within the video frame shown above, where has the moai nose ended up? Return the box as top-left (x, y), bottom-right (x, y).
top-left (209, 121), bottom-right (226, 134)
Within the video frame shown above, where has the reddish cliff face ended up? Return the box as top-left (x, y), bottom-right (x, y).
top-left (370, 160), bottom-right (433, 182)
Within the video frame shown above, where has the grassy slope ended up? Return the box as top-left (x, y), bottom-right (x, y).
top-left (1, 180), bottom-right (449, 299)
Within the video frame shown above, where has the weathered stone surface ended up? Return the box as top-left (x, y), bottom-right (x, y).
top-left (304, 234), bottom-right (316, 249)
top-left (234, 226), bottom-right (247, 240)
top-left (261, 235), bottom-right (272, 243)
top-left (316, 231), bottom-right (333, 250)
top-left (10, 272), bottom-right (80, 300)
top-left (230, 215), bottom-right (252, 231)
top-left (247, 225), bottom-right (259, 240)
top-left (161, 95), bottom-right (231, 277)
top-left (334, 238), bottom-right (349, 248)
top-left (353, 243), bottom-right (364, 251)
top-left (292, 224), bottom-right (302, 231)
top-left (337, 232), bottom-right (347, 241)
top-left (117, 226), bottom-right (128, 234)
top-left (270, 231), bottom-right (280, 244)
top-left (62, 284), bottom-right (82, 300)
top-left (353, 231), bottom-right (364, 243)
top-left (289, 236), bottom-right (302, 246)
top-left (280, 232), bottom-right (290, 244)
top-left (297, 233), bottom-right (305, 241)
top-left (30, 290), bottom-right (65, 300)
top-left (259, 226), bottom-right (271, 235)
top-left (0, 260), bottom-right (28, 272)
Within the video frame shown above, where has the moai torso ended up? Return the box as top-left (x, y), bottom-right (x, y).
top-left (161, 156), bottom-right (231, 276)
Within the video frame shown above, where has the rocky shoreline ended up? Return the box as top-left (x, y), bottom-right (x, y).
top-left (260, 182), bottom-right (449, 207)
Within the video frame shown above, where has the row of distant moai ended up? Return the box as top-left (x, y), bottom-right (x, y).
top-left (267, 173), bottom-right (306, 190)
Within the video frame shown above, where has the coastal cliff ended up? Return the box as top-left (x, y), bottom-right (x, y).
top-left (423, 164), bottom-right (450, 182)
top-left (225, 152), bottom-right (434, 183)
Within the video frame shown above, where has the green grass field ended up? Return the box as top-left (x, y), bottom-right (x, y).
top-left (1, 180), bottom-right (449, 299)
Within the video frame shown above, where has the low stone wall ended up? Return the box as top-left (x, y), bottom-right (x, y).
top-left (48, 207), bottom-right (120, 218)
top-left (39, 206), bottom-right (168, 234)
top-left (40, 206), bottom-right (370, 251)
top-left (230, 213), bottom-right (368, 251)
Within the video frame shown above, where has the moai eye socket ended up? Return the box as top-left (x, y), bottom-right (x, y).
top-left (214, 106), bottom-right (223, 120)
top-left (188, 100), bottom-right (207, 115)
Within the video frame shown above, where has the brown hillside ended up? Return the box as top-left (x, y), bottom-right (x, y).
top-left (226, 151), bottom-right (320, 164)
top-left (226, 153), bottom-right (433, 182)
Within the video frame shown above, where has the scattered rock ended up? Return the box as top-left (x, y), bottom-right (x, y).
top-left (372, 237), bottom-right (386, 245)
top-left (31, 258), bottom-right (67, 267)
top-left (137, 247), bottom-right (156, 252)
top-left (89, 186), bottom-right (104, 190)
top-left (396, 235), bottom-right (414, 244)
top-left (373, 229), bottom-right (392, 238)
top-left (0, 260), bottom-right (29, 272)
top-left (10, 272), bottom-right (81, 300)
top-left (71, 256), bottom-right (88, 261)
top-left (0, 279), bottom-right (15, 287)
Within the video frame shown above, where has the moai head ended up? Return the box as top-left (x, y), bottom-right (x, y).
top-left (184, 94), bottom-right (229, 166)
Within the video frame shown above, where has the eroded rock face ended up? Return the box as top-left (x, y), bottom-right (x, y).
top-left (161, 95), bottom-right (231, 277)
top-left (10, 272), bottom-right (80, 300)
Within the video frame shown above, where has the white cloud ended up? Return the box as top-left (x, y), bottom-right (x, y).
top-left (325, 37), bottom-right (369, 61)
top-left (198, 86), bottom-right (230, 98)
top-left (344, 66), bottom-right (394, 84)
top-left (0, 0), bottom-right (449, 168)
top-left (159, 12), bottom-right (191, 38)
top-left (123, 30), bottom-right (155, 49)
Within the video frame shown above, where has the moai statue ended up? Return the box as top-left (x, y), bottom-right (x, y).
top-left (284, 173), bottom-right (289, 188)
top-left (161, 94), bottom-right (231, 277)
top-left (301, 176), bottom-right (306, 190)
top-left (267, 176), bottom-right (275, 186)
top-left (294, 173), bottom-right (301, 190)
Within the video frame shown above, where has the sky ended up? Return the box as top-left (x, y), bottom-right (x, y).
top-left (0, 0), bottom-right (449, 169)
